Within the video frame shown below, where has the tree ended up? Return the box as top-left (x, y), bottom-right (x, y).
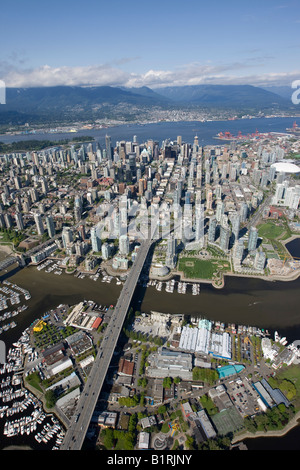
top-left (128, 414), bottom-right (137, 434)
top-left (45, 390), bottom-right (56, 408)
top-left (192, 367), bottom-right (218, 384)
top-left (101, 428), bottom-right (114, 449)
top-left (157, 405), bottom-right (167, 414)
top-left (163, 377), bottom-right (172, 389)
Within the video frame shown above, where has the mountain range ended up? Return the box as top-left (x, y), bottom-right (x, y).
top-left (0, 84), bottom-right (296, 127)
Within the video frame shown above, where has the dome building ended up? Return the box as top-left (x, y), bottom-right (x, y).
top-left (271, 161), bottom-right (300, 174)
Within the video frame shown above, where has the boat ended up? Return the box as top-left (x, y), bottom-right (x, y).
top-left (286, 121), bottom-right (300, 133)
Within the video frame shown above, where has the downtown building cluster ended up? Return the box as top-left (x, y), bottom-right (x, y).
top-left (0, 130), bottom-right (299, 276)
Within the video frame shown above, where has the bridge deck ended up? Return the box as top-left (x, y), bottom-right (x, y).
top-left (60, 239), bottom-right (153, 450)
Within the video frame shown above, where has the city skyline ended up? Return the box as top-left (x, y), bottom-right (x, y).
top-left (1, 0), bottom-right (300, 89)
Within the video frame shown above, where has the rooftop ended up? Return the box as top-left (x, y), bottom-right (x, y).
top-left (271, 161), bottom-right (300, 173)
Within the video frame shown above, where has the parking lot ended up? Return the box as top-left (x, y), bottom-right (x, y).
top-left (226, 377), bottom-right (259, 418)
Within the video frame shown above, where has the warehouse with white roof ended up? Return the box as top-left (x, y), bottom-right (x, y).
top-left (179, 325), bottom-right (231, 360)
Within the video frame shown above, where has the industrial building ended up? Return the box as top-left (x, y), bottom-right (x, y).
top-left (46, 371), bottom-right (81, 397)
top-left (253, 379), bottom-right (290, 409)
top-left (147, 347), bottom-right (193, 380)
top-left (63, 302), bottom-right (102, 331)
top-left (178, 324), bottom-right (231, 360)
top-left (65, 330), bottom-right (93, 356)
top-left (45, 356), bottom-right (73, 378)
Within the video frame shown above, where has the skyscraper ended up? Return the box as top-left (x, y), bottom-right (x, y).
top-left (195, 203), bottom-right (205, 247)
top-left (62, 226), bottom-right (73, 248)
top-left (233, 239), bottom-right (244, 264)
top-left (239, 203), bottom-right (248, 223)
top-left (216, 201), bottom-right (224, 222)
top-left (231, 213), bottom-right (240, 244)
top-left (106, 135), bottom-right (112, 161)
top-left (219, 225), bottom-right (230, 252)
top-left (119, 234), bottom-right (129, 255)
top-left (46, 215), bottom-right (56, 238)
top-left (254, 251), bottom-right (266, 271)
top-left (166, 236), bottom-right (177, 268)
top-left (90, 226), bottom-right (102, 252)
top-left (34, 212), bottom-right (44, 235)
top-left (208, 217), bottom-right (217, 243)
top-left (248, 226), bottom-right (258, 252)
top-left (15, 212), bottom-right (24, 231)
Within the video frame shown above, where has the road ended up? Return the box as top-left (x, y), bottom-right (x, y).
top-left (60, 238), bottom-right (153, 450)
top-left (247, 194), bottom-right (273, 230)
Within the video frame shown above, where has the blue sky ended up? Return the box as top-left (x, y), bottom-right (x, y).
top-left (1, 0), bottom-right (300, 88)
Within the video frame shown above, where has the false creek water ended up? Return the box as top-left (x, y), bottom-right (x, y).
top-left (1, 237), bottom-right (300, 351)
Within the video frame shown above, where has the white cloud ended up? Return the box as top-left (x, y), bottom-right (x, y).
top-left (1, 61), bottom-right (300, 89)
top-left (2, 64), bottom-right (130, 88)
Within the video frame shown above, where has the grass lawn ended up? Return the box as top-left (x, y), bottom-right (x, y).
top-left (178, 257), bottom-right (229, 280)
top-left (258, 222), bottom-right (285, 240)
top-left (269, 365), bottom-right (300, 410)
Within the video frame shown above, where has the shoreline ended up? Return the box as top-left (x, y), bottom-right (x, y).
top-left (172, 267), bottom-right (300, 290)
top-left (232, 412), bottom-right (300, 445)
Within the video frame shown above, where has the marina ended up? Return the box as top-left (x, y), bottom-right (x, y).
top-left (0, 280), bottom-right (31, 336)
top-left (0, 327), bottom-right (65, 450)
top-left (146, 278), bottom-right (200, 295)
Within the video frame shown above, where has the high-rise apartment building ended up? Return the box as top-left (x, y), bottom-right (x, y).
top-left (248, 226), bottom-right (258, 252)
top-left (90, 226), bottom-right (102, 252)
top-left (34, 212), bottom-right (44, 235)
top-left (46, 215), bottom-right (56, 238)
top-left (219, 225), bottom-right (230, 252)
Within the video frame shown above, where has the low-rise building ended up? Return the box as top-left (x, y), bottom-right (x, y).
top-left (147, 347), bottom-right (193, 381)
top-left (138, 432), bottom-right (150, 449)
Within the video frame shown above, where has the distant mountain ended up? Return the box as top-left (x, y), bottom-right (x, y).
top-left (4, 85), bottom-right (170, 113)
top-left (262, 86), bottom-right (294, 100)
top-left (0, 85), bottom-right (173, 126)
top-left (153, 84), bottom-right (291, 108)
top-left (0, 83), bottom-right (295, 127)
top-left (119, 86), bottom-right (171, 102)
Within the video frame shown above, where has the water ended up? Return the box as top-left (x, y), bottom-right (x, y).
top-left (1, 239), bottom-right (299, 350)
top-left (244, 423), bottom-right (300, 450)
top-left (286, 237), bottom-right (300, 259)
top-left (1, 254), bottom-right (300, 347)
top-left (0, 116), bottom-right (298, 148)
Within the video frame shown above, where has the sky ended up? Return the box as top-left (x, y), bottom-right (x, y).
top-left (1, 0), bottom-right (300, 89)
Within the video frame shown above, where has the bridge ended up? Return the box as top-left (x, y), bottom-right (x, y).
top-left (0, 255), bottom-right (24, 272)
top-left (60, 237), bottom-right (154, 450)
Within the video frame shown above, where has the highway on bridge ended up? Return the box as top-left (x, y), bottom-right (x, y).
top-left (60, 238), bottom-right (153, 450)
